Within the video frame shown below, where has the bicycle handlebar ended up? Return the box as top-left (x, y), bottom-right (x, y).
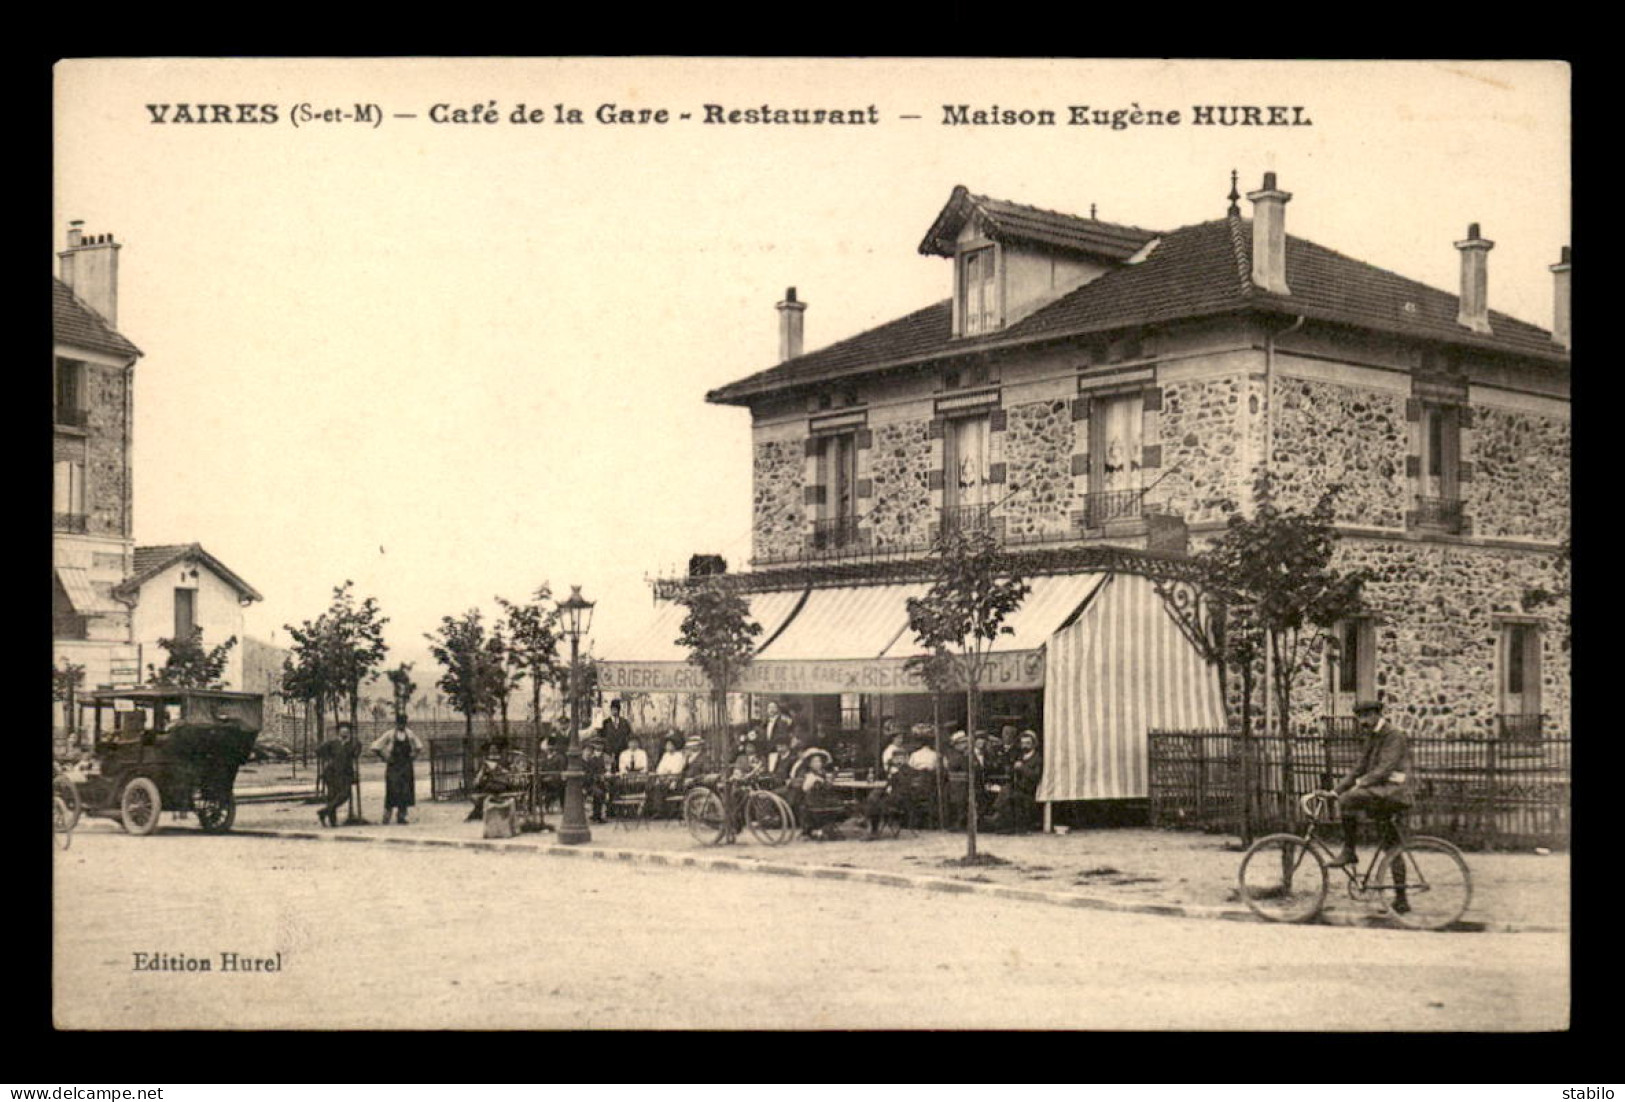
top-left (1299, 789), bottom-right (1339, 822)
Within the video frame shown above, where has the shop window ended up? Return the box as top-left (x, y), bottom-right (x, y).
top-left (840, 693), bottom-right (862, 731)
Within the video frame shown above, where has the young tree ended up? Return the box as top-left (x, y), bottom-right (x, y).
top-left (675, 576), bottom-right (762, 763)
top-left (426, 609), bottom-right (499, 741)
top-left (325, 581), bottom-right (391, 731)
top-left (484, 623), bottom-right (523, 737)
top-left (1202, 471), bottom-right (1369, 737)
top-left (385, 662), bottom-right (417, 722)
top-left (906, 526), bottom-right (1030, 861)
top-left (283, 612), bottom-right (340, 742)
top-left (496, 586), bottom-right (563, 739)
top-left (146, 629), bottom-right (240, 689)
top-left (1200, 470), bottom-right (1369, 837)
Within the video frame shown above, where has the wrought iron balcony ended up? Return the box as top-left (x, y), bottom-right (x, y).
top-left (939, 503), bottom-right (997, 538)
top-left (1414, 495), bottom-right (1464, 531)
top-left (54, 512), bottom-right (89, 534)
top-left (1079, 489), bottom-right (1144, 530)
top-left (809, 515), bottom-right (862, 553)
top-left (54, 405), bottom-right (89, 429)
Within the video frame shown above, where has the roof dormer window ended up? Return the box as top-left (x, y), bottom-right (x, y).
top-left (959, 245), bottom-right (1000, 336)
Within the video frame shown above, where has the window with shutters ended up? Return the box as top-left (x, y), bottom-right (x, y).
top-left (1497, 620), bottom-right (1542, 737)
top-left (174, 587), bottom-right (198, 641)
top-left (811, 432), bottom-right (860, 550)
top-left (959, 246), bottom-right (999, 336)
top-left (1409, 398), bottom-right (1467, 534)
top-left (54, 358), bottom-right (88, 428)
top-left (942, 414), bottom-right (995, 535)
top-left (53, 460), bottom-right (87, 531)
top-left (1082, 391), bottom-right (1144, 528)
top-left (1326, 618), bottom-right (1376, 715)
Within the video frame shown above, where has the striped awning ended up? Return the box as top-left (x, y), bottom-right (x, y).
top-left (54, 564), bottom-right (121, 615)
top-left (755, 583), bottom-right (927, 662)
top-left (595, 588), bottom-right (806, 693)
top-left (880, 573), bottom-right (1107, 659)
top-left (1037, 573), bottom-right (1227, 802)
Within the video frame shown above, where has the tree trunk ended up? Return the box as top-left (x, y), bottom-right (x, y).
top-left (1239, 664), bottom-right (1255, 846)
top-left (965, 684), bottom-right (979, 860)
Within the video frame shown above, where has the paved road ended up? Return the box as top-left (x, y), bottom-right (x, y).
top-left (52, 828), bottom-right (1568, 1030)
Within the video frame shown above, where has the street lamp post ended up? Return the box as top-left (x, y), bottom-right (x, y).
top-left (557, 585), bottom-right (595, 845)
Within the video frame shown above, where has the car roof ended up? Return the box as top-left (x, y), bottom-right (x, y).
top-left (86, 687), bottom-right (264, 703)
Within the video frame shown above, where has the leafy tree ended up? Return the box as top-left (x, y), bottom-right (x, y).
top-left (426, 609), bottom-right (499, 741)
top-left (385, 662), bottom-right (417, 722)
top-left (675, 576), bottom-right (762, 762)
top-left (1201, 471), bottom-right (1368, 736)
top-left (906, 525), bottom-right (1030, 861)
top-left (484, 623), bottom-right (523, 737)
top-left (324, 581), bottom-right (391, 731)
top-left (146, 629), bottom-right (239, 689)
top-left (497, 586), bottom-right (563, 738)
top-left (283, 612), bottom-right (341, 742)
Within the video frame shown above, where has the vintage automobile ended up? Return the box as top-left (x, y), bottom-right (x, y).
top-left (76, 687), bottom-right (263, 835)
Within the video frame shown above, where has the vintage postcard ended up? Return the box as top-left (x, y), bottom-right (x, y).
top-left (51, 58), bottom-right (1570, 1031)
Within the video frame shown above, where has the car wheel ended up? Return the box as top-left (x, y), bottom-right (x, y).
top-left (121, 777), bottom-right (162, 836)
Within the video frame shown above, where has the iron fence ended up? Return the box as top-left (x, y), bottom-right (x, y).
top-left (1148, 719), bottom-right (1568, 850)
top-left (809, 515), bottom-right (862, 554)
top-left (940, 503), bottom-right (996, 537)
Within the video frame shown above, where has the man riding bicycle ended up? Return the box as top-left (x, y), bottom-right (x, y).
top-left (1329, 700), bottom-right (1413, 909)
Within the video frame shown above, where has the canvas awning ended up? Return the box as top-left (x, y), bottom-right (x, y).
top-left (54, 564), bottom-right (122, 615)
top-left (595, 588), bottom-right (807, 693)
top-left (1037, 572), bottom-right (1227, 802)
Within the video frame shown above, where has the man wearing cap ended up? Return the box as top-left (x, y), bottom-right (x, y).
top-left (1328, 701), bottom-right (1414, 890)
top-left (580, 736), bottom-right (610, 823)
top-left (943, 731), bottom-right (973, 830)
top-left (993, 730), bottom-right (1043, 833)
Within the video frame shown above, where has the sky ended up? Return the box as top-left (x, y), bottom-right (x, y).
top-left (53, 58), bottom-right (1571, 675)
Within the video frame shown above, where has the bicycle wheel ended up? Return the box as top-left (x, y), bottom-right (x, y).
top-left (1237, 834), bottom-right (1328, 923)
top-left (1375, 836), bottom-right (1472, 930)
top-left (53, 795), bottom-right (74, 850)
top-left (683, 788), bottom-right (728, 846)
top-left (54, 773), bottom-right (81, 832)
top-left (745, 790), bottom-right (795, 846)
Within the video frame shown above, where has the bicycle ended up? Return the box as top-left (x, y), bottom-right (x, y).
top-left (1237, 790), bottom-right (1472, 930)
top-left (683, 774), bottom-right (795, 847)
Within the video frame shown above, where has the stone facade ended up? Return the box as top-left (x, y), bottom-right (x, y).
top-left (1469, 405), bottom-right (1571, 541)
top-left (1000, 398), bottom-right (1074, 541)
top-left (1156, 374), bottom-right (1249, 524)
top-left (751, 438), bottom-right (805, 562)
top-left (867, 418), bottom-right (934, 550)
top-left (83, 360), bottom-right (131, 538)
top-left (1270, 375), bottom-right (1408, 527)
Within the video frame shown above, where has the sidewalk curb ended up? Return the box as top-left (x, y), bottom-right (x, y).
top-left (231, 827), bottom-right (1566, 935)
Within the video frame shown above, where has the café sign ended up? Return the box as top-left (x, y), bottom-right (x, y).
top-left (598, 650), bottom-right (1045, 694)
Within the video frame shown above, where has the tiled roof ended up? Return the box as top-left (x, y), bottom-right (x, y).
top-left (52, 278), bottom-right (140, 359)
top-left (115, 543), bottom-right (263, 603)
top-left (919, 186), bottom-right (1161, 260)
top-left (708, 214), bottom-right (1567, 405)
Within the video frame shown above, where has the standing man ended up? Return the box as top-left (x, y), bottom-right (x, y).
top-left (762, 700), bottom-right (793, 753)
top-left (370, 714), bottom-right (426, 824)
top-left (599, 700), bottom-right (633, 774)
top-left (316, 721), bottom-right (361, 828)
top-left (1328, 700), bottom-right (1414, 889)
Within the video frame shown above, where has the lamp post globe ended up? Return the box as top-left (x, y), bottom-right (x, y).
top-left (557, 586), bottom-right (596, 845)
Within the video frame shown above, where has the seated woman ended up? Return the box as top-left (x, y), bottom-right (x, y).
top-left (467, 741), bottom-right (515, 822)
top-left (641, 734), bottom-right (687, 817)
top-left (797, 749), bottom-right (848, 841)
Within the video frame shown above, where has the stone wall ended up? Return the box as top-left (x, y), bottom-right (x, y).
top-left (1272, 540), bottom-right (1571, 735)
top-left (1156, 374), bottom-right (1248, 524)
top-left (752, 438), bottom-right (805, 561)
top-left (1469, 405), bottom-right (1571, 541)
top-left (1000, 398), bottom-right (1074, 541)
top-left (1270, 376), bottom-right (1407, 527)
top-left (85, 361), bottom-right (131, 539)
top-left (867, 418), bottom-right (934, 551)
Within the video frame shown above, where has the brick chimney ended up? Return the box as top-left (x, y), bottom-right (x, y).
top-left (1246, 172), bottom-right (1292, 295)
top-left (1549, 245), bottom-right (1571, 350)
top-left (1454, 223), bottom-right (1494, 335)
top-left (777, 286), bottom-right (806, 362)
top-left (58, 221), bottom-right (122, 327)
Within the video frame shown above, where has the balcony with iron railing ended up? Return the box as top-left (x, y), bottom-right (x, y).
top-left (938, 502), bottom-right (998, 539)
top-left (1078, 488), bottom-right (1144, 530)
top-left (54, 512), bottom-right (89, 534)
top-left (54, 405), bottom-right (89, 430)
top-left (807, 515), bottom-right (863, 556)
top-left (1413, 495), bottom-right (1464, 533)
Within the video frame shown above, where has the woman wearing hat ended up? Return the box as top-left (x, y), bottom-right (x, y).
top-left (642, 734), bottom-right (688, 818)
top-left (796, 748), bottom-right (847, 841)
